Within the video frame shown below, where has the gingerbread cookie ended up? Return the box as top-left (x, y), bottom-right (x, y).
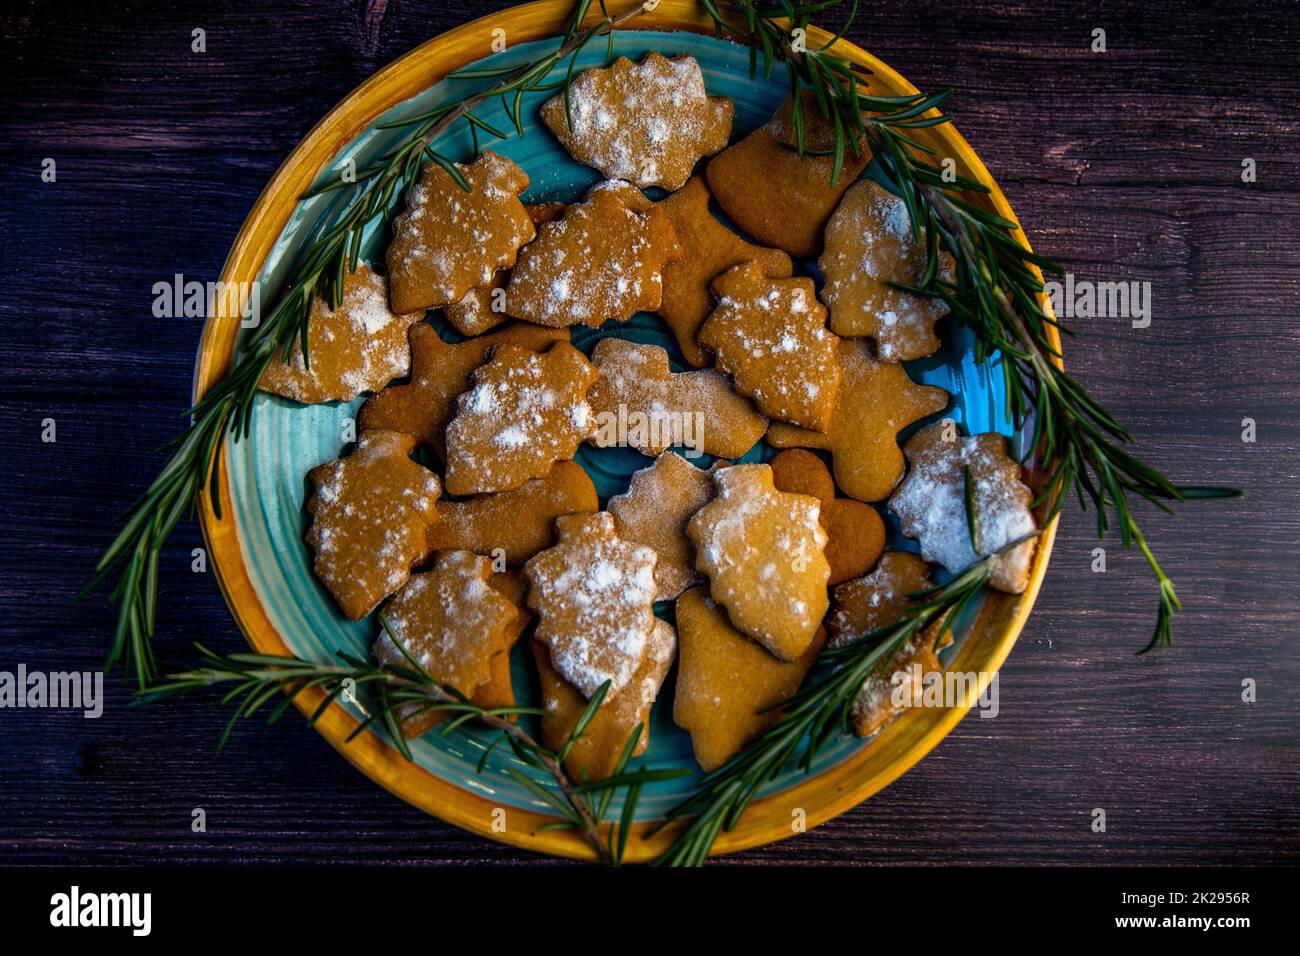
top-left (687, 464), bottom-right (829, 660)
top-left (386, 151), bottom-right (535, 315)
top-left (259, 263), bottom-right (421, 404)
top-left (700, 260), bottom-right (841, 431)
top-left (767, 338), bottom-right (948, 502)
top-left (673, 587), bottom-right (826, 771)
top-left (705, 91), bottom-right (871, 258)
top-left (305, 430), bottom-right (441, 621)
top-left (541, 52), bottom-right (732, 192)
top-left (372, 550), bottom-right (521, 737)
top-left (820, 179), bottom-right (955, 362)
top-left (443, 202), bottom-right (568, 337)
top-left (531, 618), bottom-right (676, 780)
top-left (503, 180), bottom-right (681, 328)
top-left (443, 341), bottom-right (598, 495)
top-left (523, 512), bottom-right (659, 699)
top-left (608, 452), bottom-right (724, 601)
top-left (889, 421), bottom-right (1037, 593)
top-left (656, 176), bottom-right (794, 367)
top-left (768, 449), bottom-right (885, 585)
top-left (827, 551), bottom-right (934, 649)
top-left (587, 338), bottom-right (767, 459)
top-left (850, 628), bottom-right (950, 738)
top-left (469, 571), bottom-right (531, 718)
top-left (425, 460), bottom-right (598, 566)
top-left (357, 322), bottom-right (567, 459)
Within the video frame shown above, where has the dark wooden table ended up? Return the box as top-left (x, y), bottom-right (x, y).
top-left (1, 0), bottom-right (1296, 866)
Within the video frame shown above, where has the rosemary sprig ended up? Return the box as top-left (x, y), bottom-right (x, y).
top-left (88, 0), bottom-right (657, 689)
top-left (700, 0), bottom-right (1241, 651)
top-left (138, 619), bottom-right (685, 865)
top-left (652, 545), bottom-right (1007, 866)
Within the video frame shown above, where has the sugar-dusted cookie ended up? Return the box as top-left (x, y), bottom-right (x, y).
top-left (849, 629), bottom-right (950, 738)
top-left (673, 587), bottom-right (826, 771)
top-left (768, 338), bottom-right (948, 502)
top-left (386, 151), bottom-right (535, 315)
top-left (443, 341), bottom-right (598, 495)
top-left (425, 460), bottom-right (598, 566)
top-left (531, 618), bottom-right (676, 780)
top-left (889, 421), bottom-right (1037, 593)
top-left (768, 449), bottom-right (885, 585)
top-left (443, 202), bottom-right (569, 337)
top-left (700, 261), bottom-right (841, 431)
top-left (687, 464), bottom-right (829, 660)
top-left (523, 512), bottom-right (659, 699)
top-left (827, 551), bottom-right (934, 648)
top-left (305, 430), bottom-right (441, 621)
top-left (503, 180), bottom-right (681, 328)
top-left (820, 179), bottom-right (956, 362)
top-left (372, 550), bottom-right (521, 737)
top-left (587, 338), bottom-right (767, 459)
top-left (357, 322), bottom-right (567, 459)
top-left (469, 571), bottom-right (531, 718)
top-left (541, 52), bottom-right (732, 192)
top-left (608, 452), bottom-right (724, 601)
top-left (657, 176), bottom-right (794, 367)
top-left (259, 263), bottom-right (421, 404)
top-left (705, 91), bottom-right (871, 259)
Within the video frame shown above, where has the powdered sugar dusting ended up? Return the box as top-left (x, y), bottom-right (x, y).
top-left (889, 421), bottom-right (1037, 593)
top-left (542, 52), bottom-right (732, 191)
top-left (524, 512), bottom-right (659, 699)
top-left (820, 179), bottom-right (953, 361)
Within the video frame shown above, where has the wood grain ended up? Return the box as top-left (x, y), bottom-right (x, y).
top-left (0, 0), bottom-right (1296, 865)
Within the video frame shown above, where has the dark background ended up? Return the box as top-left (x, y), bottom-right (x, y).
top-left (1, 0), bottom-right (1296, 866)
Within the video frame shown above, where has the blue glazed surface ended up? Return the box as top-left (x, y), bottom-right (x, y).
top-left (227, 31), bottom-right (1016, 821)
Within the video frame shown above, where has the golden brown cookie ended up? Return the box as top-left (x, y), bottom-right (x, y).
top-left (469, 571), bottom-right (531, 718)
top-left (849, 629), bottom-right (950, 738)
top-left (305, 430), bottom-right (441, 621)
top-left (503, 180), bottom-right (682, 328)
top-left (443, 202), bottom-right (569, 337)
top-left (258, 263), bottom-right (421, 404)
top-left (768, 449), bottom-right (885, 585)
top-left (767, 448), bottom-right (836, 510)
top-left (372, 550), bottom-right (522, 737)
top-left (541, 52), bottom-right (732, 192)
top-left (656, 176), bottom-right (794, 367)
top-left (357, 322), bottom-right (567, 460)
top-left (827, 551), bottom-right (935, 649)
top-left (705, 91), bottom-right (871, 258)
top-left (425, 460), bottom-right (598, 566)
top-left (687, 464), bottom-right (829, 660)
top-left (700, 261), bottom-right (841, 431)
top-left (523, 512), bottom-right (659, 699)
top-left (531, 617), bottom-right (676, 780)
top-left (608, 452), bottom-right (724, 601)
top-left (386, 151), bottom-right (535, 315)
top-left (820, 179), bottom-right (955, 362)
top-left (826, 551), bottom-right (953, 737)
top-left (586, 338), bottom-right (767, 459)
top-left (888, 421), bottom-right (1037, 593)
top-left (443, 341), bottom-right (598, 495)
top-left (673, 587), bottom-right (826, 771)
top-left (767, 338), bottom-right (948, 502)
